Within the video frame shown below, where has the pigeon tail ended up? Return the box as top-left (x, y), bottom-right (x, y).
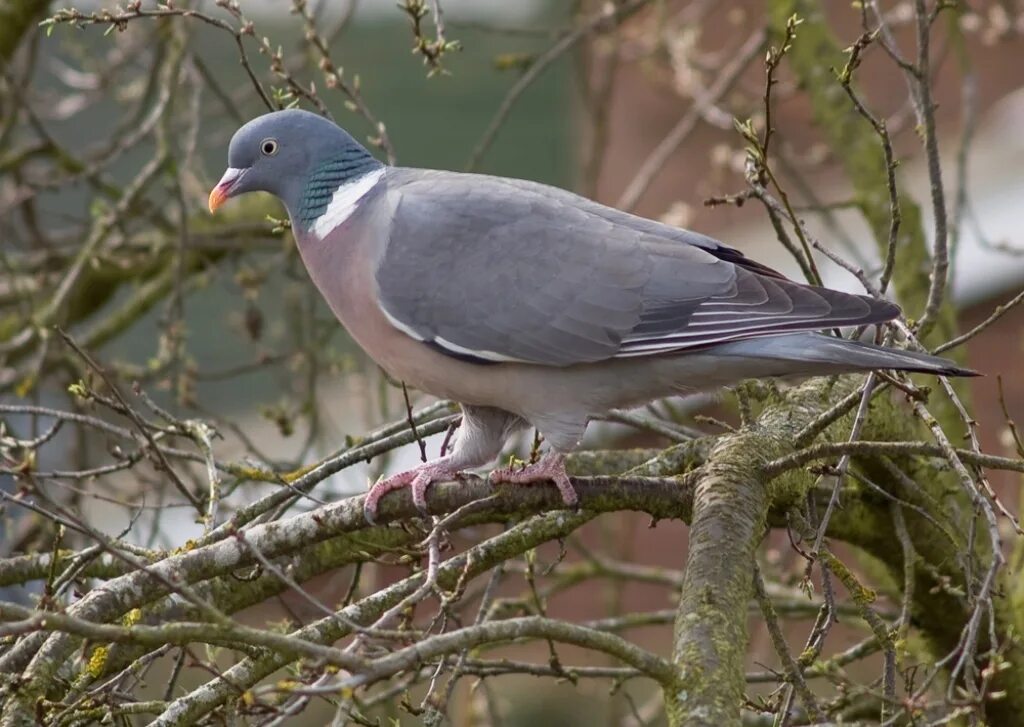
top-left (708, 332), bottom-right (978, 377)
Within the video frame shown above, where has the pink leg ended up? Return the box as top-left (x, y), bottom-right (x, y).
top-left (364, 458), bottom-right (461, 523)
top-left (489, 452), bottom-right (578, 507)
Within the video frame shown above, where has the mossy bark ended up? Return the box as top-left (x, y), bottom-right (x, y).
top-left (666, 378), bottom-right (859, 725)
top-left (668, 433), bottom-right (769, 725)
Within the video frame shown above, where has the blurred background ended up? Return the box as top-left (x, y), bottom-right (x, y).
top-left (2, 0), bottom-right (1023, 723)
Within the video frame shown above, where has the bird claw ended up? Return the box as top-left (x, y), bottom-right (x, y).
top-left (364, 460), bottom-right (461, 524)
top-left (489, 454), bottom-right (579, 508)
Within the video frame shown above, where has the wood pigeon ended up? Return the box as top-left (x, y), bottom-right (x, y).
top-left (210, 109), bottom-right (973, 522)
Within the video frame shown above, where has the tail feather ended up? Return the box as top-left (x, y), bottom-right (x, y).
top-left (709, 332), bottom-right (978, 377)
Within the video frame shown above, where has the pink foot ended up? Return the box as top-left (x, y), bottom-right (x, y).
top-left (489, 453), bottom-right (578, 508)
top-left (364, 459), bottom-right (461, 523)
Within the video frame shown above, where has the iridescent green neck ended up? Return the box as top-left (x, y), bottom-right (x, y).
top-left (296, 150), bottom-right (383, 228)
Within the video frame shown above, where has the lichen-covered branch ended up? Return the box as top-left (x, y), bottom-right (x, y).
top-left (667, 377), bottom-right (861, 725)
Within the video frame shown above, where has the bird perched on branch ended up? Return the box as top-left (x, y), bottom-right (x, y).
top-left (210, 109), bottom-right (974, 522)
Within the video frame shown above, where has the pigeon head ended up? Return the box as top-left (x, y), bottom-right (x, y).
top-left (209, 109), bottom-right (382, 227)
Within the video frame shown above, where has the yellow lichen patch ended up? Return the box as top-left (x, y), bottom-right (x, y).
top-left (86, 645), bottom-right (109, 678)
top-left (282, 462), bottom-right (318, 484)
top-left (226, 464), bottom-right (280, 482)
top-left (170, 538), bottom-right (200, 555)
top-left (122, 608), bottom-right (143, 627)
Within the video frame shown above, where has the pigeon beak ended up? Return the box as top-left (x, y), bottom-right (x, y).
top-left (208, 167), bottom-right (246, 213)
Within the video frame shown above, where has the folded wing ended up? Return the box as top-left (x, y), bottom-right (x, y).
top-left (374, 170), bottom-right (898, 367)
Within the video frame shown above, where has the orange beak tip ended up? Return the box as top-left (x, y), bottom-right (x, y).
top-left (208, 187), bottom-right (227, 214)
top-left (209, 167), bottom-right (245, 214)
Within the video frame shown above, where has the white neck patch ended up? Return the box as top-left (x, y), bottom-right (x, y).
top-left (311, 167), bottom-right (385, 241)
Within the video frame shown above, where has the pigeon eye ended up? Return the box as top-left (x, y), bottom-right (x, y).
top-left (260, 138), bottom-right (279, 156)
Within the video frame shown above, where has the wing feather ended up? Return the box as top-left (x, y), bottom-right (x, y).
top-left (374, 170), bottom-right (898, 366)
